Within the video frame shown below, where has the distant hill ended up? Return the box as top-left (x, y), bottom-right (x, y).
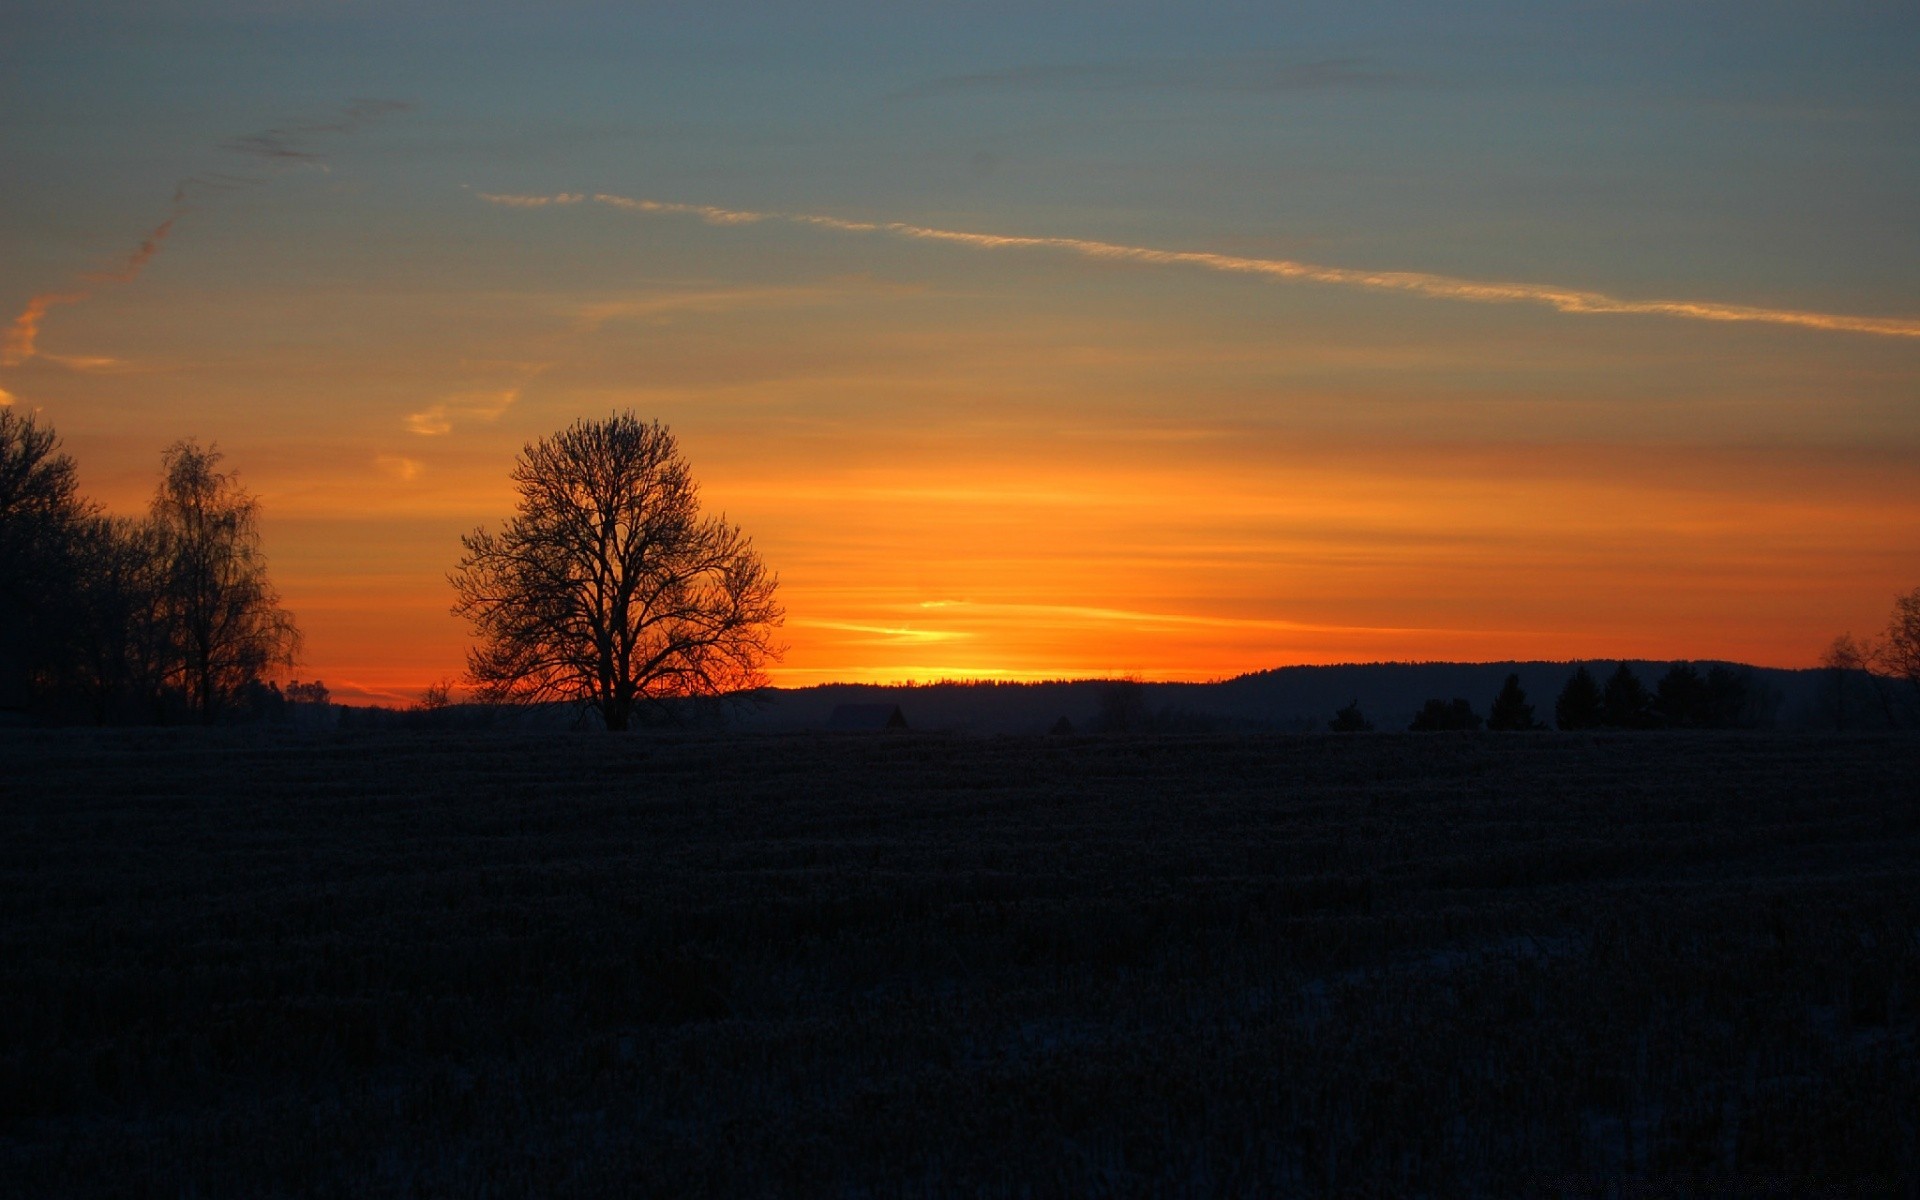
top-left (739, 661), bottom-right (1842, 734)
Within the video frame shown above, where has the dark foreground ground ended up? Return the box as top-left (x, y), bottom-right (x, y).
top-left (2, 730), bottom-right (1917, 1197)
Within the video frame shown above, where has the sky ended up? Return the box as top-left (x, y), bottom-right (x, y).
top-left (3, 1), bottom-right (1917, 703)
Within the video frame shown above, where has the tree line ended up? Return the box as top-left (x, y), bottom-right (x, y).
top-left (0, 411), bottom-right (299, 724)
top-left (1334, 661), bottom-right (1780, 733)
top-left (9, 403), bottom-right (1915, 733)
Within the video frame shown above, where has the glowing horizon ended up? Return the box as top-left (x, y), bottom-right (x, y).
top-left (5, 7), bottom-right (1917, 707)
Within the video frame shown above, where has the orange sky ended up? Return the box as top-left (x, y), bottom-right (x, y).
top-left (12, 220), bottom-right (1917, 703)
top-left (275, 436), bottom-right (1916, 700)
top-left (5, 11), bottom-right (1918, 704)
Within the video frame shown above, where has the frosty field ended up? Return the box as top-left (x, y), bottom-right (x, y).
top-left (3, 729), bottom-right (1916, 1196)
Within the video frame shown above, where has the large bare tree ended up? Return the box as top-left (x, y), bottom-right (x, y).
top-left (150, 441), bottom-right (300, 722)
top-left (450, 414), bottom-right (783, 730)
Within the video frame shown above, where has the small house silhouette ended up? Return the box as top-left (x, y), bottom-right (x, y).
top-left (826, 703), bottom-right (909, 732)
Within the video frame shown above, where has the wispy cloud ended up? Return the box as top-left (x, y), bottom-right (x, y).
top-left (891, 56), bottom-right (1412, 102)
top-left (407, 387), bottom-right (523, 436)
top-left (1, 293), bottom-right (86, 367)
top-left (793, 619), bottom-right (970, 644)
top-left (475, 191), bottom-right (584, 208)
top-left (222, 98), bottom-right (414, 164)
top-left (373, 454), bottom-right (424, 481)
top-left (917, 599), bottom-right (1437, 636)
top-left (35, 352), bottom-right (154, 374)
top-left (572, 283), bottom-right (903, 333)
top-left (0, 387), bottom-right (14, 407)
top-left (480, 191), bottom-right (1920, 341)
top-left (1, 99), bottom-right (411, 368)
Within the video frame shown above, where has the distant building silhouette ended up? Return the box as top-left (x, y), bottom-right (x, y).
top-left (826, 703), bottom-right (909, 732)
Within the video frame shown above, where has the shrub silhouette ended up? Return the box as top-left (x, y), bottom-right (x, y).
top-left (1328, 700), bottom-right (1373, 732)
top-left (1409, 697), bottom-right (1482, 731)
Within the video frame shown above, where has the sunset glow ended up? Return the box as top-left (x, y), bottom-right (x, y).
top-left (5, 4), bottom-right (1916, 703)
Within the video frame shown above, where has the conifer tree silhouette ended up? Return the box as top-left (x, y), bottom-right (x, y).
top-left (1601, 664), bottom-right (1654, 729)
top-left (1555, 666), bottom-right (1604, 730)
top-left (1487, 674), bottom-right (1542, 730)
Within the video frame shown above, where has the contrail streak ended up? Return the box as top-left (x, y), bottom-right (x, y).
top-left (83, 215), bottom-right (179, 284)
top-left (479, 190), bottom-right (1920, 341)
top-left (3, 100), bottom-right (410, 369)
top-left (3, 217), bottom-right (180, 366)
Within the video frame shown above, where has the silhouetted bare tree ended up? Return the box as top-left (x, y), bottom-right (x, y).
top-left (1821, 635), bottom-right (1870, 730)
top-left (0, 421), bottom-right (298, 723)
top-left (1878, 587), bottom-right (1920, 706)
top-left (450, 414), bottom-right (783, 730)
top-left (413, 678), bottom-right (455, 712)
top-left (0, 411), bottom-right (92, 712)
top-left (67, 515), bottom-right (172, 721)
top-left (150, 441), bottom-right (301, 721)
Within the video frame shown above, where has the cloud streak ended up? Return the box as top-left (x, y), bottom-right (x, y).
top-left (917, 599), bottom-right (1439, 636)
top-left (82, 215), bottom-right (179, 285)
top-left (480, 191), bottom-right (1920, 341)
top-left (374, 453), bottom-right (424, 481)
top-left (476, 192), bottom-right (585, 208)
top-left (407, 386), bottom-right (525, 436)
top-left (890, 56), bottom-right (1413, 102)
top-left (2, 293), bottom-right (87, 368)
top-left (2, 100), bottom-right (410, 368)
top-left (222, 98), bottom-right (414, 164)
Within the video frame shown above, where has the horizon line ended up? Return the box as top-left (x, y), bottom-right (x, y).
top-left (322, 654), bottom-right (1829, 707)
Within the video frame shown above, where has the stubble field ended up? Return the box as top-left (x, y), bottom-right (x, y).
top-left (2, 729), bottom-right (1917, 1196)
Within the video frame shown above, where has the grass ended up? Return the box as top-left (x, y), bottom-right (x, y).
top-left (2, 728), bottom-right (1917, 1196)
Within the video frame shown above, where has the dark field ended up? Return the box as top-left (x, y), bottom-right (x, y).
top-left (3, 730), bottom-right (1917, 1197)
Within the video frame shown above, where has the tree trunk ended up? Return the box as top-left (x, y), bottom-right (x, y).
top-left (199, 658), bottom-right (217, 724)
